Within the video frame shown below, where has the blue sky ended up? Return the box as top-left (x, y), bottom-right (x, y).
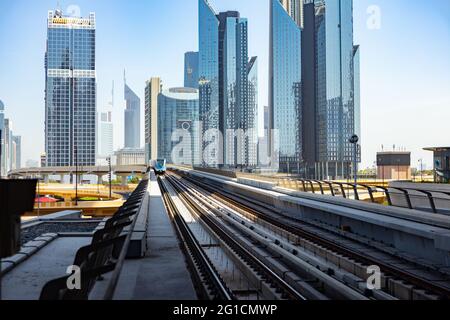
top-left (0, 0), bottom-right (449, 169)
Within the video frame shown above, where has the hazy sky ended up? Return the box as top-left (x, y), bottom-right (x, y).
top-left (0, 0), bottom-right (449, 169)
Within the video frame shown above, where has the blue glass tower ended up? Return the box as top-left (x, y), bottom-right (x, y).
top-left (45, 10), bottom-right (96, 166)
top-left (184, 52), bottom-right (199, 89)
top-left (157, 88), bottom-right (200, 165)
top-left (199, 0), bottom-right (258, 168)
top-left (269, 0), bottom-right (303, 173)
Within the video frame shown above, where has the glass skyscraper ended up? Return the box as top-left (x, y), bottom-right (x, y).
top-left (199, 0), bottom-right (220, 166)
top-left (269, 0), bottom-right (303, 173)
top-left (314, 0), bottom-right (358, 179)
top-left (124, 74), bottom-right (141, 149)
top-left (184, 52), bottom-right (199, 89)
top-left (158, 88), bottom-right (200, 165)
top-left (45, 10), bottom-right (96, 167)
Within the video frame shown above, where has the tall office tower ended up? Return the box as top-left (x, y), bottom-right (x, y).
top-left (217, 11), bottom-right (249, 167)
top-left (199, 1), bottom-right (258, 168)
top-left (144, 77), bottom-right (162, 163)
top-left (157, 88), bottom-right (200, 165)
top-left (99, 111), bottom-right (113, 157)
top-left (246, 57), bottom-right (259, 167)
top-left (269, 0), bottom-right (303, 173)
top-left (0, 100), bottom-right (5, 176)
top-left (184, 52), bottom-right (199, 89)
top-left (124, 74), bottom-right (141, 149)
top-left (199, 0), bottom-right (220, 166)
top-left (11, 135), bottom-right (21, 170)
top-left (313, 0), bottom-right (359, 179)
top-left (45, 10), bottom-right (97, 167)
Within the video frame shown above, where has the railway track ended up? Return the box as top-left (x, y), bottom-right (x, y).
top-left (158, 177), bottom-right (234, 300)
top-left (168, 170), bottom-right (450, 300)
top-left (160, 175), bottom-right (310, 300)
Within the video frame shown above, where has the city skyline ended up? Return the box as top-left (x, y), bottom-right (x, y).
top-left (0, 0), bottom-right (449, 169)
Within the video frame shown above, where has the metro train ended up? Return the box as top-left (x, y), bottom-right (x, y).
top-left (154, 159), bottom-right (167, 175)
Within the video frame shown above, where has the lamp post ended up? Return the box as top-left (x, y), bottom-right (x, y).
top-left (418, 159), bottom-right (423, 182)
top-left (74, 145), bottom-right (78, 206)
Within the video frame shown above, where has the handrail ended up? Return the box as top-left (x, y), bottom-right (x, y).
top-left (102, 175), bottom-right (149, 300)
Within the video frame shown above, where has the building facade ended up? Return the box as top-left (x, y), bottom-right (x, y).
top-left (424, 147), bottom-right (450, 183)
top-left (300, 0), bottom-right (361, 179)
top-left (199, 0), bottom-right (220, 166)
top-left (124, 76), bottom-right (141, 149)
top-left (184, 52), bottom-right (199, 89)
top-left (269, 0), bottom-right (303, 173)
top-left (145, 77), bottom-right (162, 164)
top-left (158, 88), bottom-right (200, 165)
top-left (45, 10), bottom-right (97, 167)
top-left (377, 152), bottom-right (412, 181)
top-left (199, 0), bottom-right (258, 168)
top-left (311, 0), bottom-right (360, 179)
top-left (115, 148), bottom-right (146, 166)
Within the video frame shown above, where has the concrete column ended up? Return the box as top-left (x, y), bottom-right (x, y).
top-left (43, 174), bottom-right (49, 184)
top-left (60, 174), bottom-right (65, 184)
top-left (97, 174), bottom-right (103, 185)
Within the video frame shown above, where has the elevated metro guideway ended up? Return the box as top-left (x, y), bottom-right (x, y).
top-left (8, 165), bottom-right (148, 178)
top-left (168, 166), bottom-right (450, 267)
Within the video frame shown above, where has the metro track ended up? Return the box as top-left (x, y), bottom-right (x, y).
top-left (160, 174), bottom-right (310, 300)
top-left (167, 170), bottom-right (450, 300)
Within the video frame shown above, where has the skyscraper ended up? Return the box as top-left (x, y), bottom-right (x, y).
top-left (124, 73), bottom-right (141, 149)
top-left (184, 52), bottom-right (199, 89)
top-left (199, 0), bottom-right (258, 168)
top-left (11, 135), bottom-right (21, 170)
top-left (45, 10), bottom-right (97, 167)
top-left (310, 0), bottom-right (359, 179)
top-left (199, 0), bottom-right (220, 166)
top-left (99, 111), bottom-right (113, 157)
top-left (157, 88), bottom-right (200, 165)
top-left (0, 100), bottom-right (5, 176)
top-left (269, 0), bottom-right (303, 173)
top-left (145, 77), bottom-right (162, 163)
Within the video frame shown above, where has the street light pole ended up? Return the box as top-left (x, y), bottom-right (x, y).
top-left (349, 135), bottom-right (359, 189)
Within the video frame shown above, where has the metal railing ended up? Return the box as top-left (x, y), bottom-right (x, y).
top-left (279, 178), bottom-right (450, 214)
top-left (39, 173), bottom-right (149, 300)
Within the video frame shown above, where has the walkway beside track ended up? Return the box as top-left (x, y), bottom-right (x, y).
top-left (110, 172), bottom-right (197, 300)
